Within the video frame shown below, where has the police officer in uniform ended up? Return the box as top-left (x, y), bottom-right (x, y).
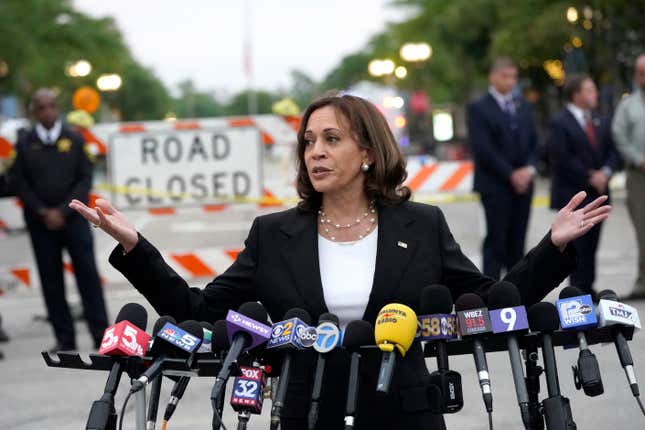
top-left (11, 88), bottom-right (108, 351)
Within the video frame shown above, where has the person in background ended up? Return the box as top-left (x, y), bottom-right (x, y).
top-left (467, 57), bottom-right (539, 279)
top-left (0, 313), bottom-right (8, 360)
top-left (10, 88), bottom-right (108, 352)
top-left (613, 54), bottom-right (645, 301)
top-left (549, 74), bottom-right (621, 298)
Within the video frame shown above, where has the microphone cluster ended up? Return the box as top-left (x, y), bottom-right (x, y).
top-left (44, 283), bottom-right (643, 430)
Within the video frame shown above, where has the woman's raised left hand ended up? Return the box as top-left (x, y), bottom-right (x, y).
top-left (550, 191), bottom-right (611, 250)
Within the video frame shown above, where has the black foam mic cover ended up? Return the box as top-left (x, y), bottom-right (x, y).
top-left (559, 286), bottom-right (585, 299)
top-left (487, 281), bottom-right (522, 310)
top-left (284, 308), bottom-right (312, 325)
top-left (342, 320), bottom-right (375, 351)
top-left (528, 302), bottom-right (560, 332)
top-left (318, 312), bottom-right (339, 325)
top-left (211, 320), bottom-right (230, 353)
top-left (455, 293), bottom-right (486, 311)
top-left (420, 284), bottom-right (453, 314)
top-left (152, 316), bottom-right (176, 337)
top-left (238, 302), bottom-right (270, 326)
top-left (178, 320), bottom-right (204, 342)
top-left (115, 303), bottom-right (148, 330)
top-left (598, 289), bottom-right (619, 301)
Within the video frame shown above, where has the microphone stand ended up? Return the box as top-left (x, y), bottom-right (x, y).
top-left (524, 344), bottom-right (544, 430)
top-left (236, 411), bottom-right (250, 430)
top-left (86, 361), bottom-right (123, 430)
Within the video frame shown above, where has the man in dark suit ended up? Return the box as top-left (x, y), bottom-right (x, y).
top-left (467, 57), bottom-right (539, 279)
top-left (10, 88), bottom-right (108, 351)
top-left (548, 74), bottom-right (621, 296)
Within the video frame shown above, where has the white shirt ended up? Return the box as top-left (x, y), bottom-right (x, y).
top-left (567, 103), bottom-right (589, 130)
top-left (567, 103), bottom-right (613, 176)
top-left (35, 120), bottom-right (62, 145)
top-left (318, 227), bottom-right (378, 328)
top-left (489, 86), bottom-right (516, 114)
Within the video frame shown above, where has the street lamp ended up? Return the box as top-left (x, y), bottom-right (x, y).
top-left (97, 74), bottom-right (122, 91)
top-left (395, 66), bottom-right (408, 79)
top-left (368, 59), bottom-right (396, 77)
top-left (400, 43), bottom-right (432, 63)
top-left (66, 60), bottom-right (92, 77)
top-left (566, 7), bottom-right (578, 23)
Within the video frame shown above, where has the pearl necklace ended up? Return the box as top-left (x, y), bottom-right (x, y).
top-left (318, 201), bottom-right (377, 242)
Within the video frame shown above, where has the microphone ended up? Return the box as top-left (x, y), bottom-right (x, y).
top-left (269, 308), bottom-right (313, 430)
top-left (455, 293), bottom-right (493, 414)
top-left (528, 302), bottom-right (577, 430)
top-left (557, 286), bottom-right (604, 397)
top-left (98, 303), bottom-right (151, 357)
top-left (210, 302), bottom-right (271, 404)
top-left (198, 321), bottom-right (215, 353)
top-left (131, 319), bottom-right (204, 393)
top-left (208, 320), bottom-right (230, 430)
top-left (144, 316), bottom-right (179, 430)
top-left (374, 303), bottom-right (418, 394)
top-left (160, 321), bottom-right (217, 426)
top-left (86, 303), bottom-right (148, 430)
top-left (487, 281), bottom-right (530, 429)
top-left (342, 320), bottom-right (375, 430)
top-left (597, 289), bottom-right (645, 415)
top-left (230, 365), bottom-right (268, 428)
top-left (308, 313), bottom-right (341, 430)
top-left (418, 285), bottom-right (463, 414)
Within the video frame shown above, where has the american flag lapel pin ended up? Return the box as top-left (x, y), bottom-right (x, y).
top-left (397, 241), bottom-right (408, 249)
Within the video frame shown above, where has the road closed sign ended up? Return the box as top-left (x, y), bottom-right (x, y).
top-left (108, 127), bottom-right (262, 209)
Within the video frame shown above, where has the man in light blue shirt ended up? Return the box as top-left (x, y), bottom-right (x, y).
top-left (613, 54), bottom-right (645, 300)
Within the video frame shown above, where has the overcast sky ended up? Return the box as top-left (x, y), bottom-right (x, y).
top-left (74, 1), bottom-right (409, 96)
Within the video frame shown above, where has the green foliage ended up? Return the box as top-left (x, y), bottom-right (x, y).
top-left (112, 61), bottom-right (171, 121)
top-left (172, 79), bottom-right (223, 118)
top-left (223, 90), bottom-right (279, 116)
top-left (323, 0), bottom-right (645, 104)
top-left (0, 0), bottom-right (171, 120)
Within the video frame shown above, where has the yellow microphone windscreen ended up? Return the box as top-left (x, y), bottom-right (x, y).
top-left (375, 303), bottom-right (417, 357)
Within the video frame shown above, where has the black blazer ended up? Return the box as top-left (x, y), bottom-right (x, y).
top-left (11, 124), bottom-right (92, 221)
top-left (548, 109), bottom-right (621, 209)
top-left (110, 201), bottom-right (575, 430)
top-left (467, 94), bottom-right (539, 195)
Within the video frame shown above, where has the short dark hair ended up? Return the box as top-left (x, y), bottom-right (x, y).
top-left (563, 74), bottom-right (592, 102)
top-left (295, 94), bottom-right (411, 211)
top-left (490, 57), bottom-right (516, 73)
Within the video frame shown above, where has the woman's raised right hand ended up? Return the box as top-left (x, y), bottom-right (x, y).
top-left (69, 198), bottom-right (139, 252)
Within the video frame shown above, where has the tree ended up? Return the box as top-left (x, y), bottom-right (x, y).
top-left (172, 79), bottom-right (223, 119)
top-left (223, 90), bottom-right (278, 116)
top-left (323, 0), bottom-right (645, 107)
top-left (112, 61), bottom-right (171, 121)
top-left (0, 0), bottom-right (173, 120)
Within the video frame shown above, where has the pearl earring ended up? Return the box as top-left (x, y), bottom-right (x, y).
top-left (361, 162), bottom-right (370, 172)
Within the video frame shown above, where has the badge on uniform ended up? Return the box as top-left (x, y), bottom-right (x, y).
top-left (57, 138), bottom-right (72, 152)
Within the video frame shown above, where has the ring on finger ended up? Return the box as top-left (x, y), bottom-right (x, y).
top-left (579, 220), bottom-right (585, 228)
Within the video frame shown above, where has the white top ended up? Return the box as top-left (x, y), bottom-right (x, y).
top-left (567, 103), bottom-right (589, 129)
top-left (489, 86), bottom-right (516, 114)
top-left (318, 227), bottom-right (378, 328)
top-left (35, 120), bottom-right (62, 145)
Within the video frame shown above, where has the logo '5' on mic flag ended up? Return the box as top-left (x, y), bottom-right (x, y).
top-left (99, 320), bottom-right (150, 356)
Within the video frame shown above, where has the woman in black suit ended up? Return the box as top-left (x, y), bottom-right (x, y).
top-left (70, 95), bottom-right (611, 429)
